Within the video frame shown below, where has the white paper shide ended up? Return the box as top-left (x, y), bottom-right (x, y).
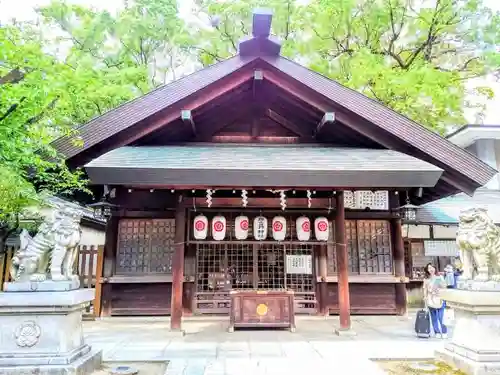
top-left (193, 214), bottom-right (208, 240)
top-left (253, 216), bottom-right (268, 240)
top-left (296, 216), bottom-right (311, 241)
top-left (272, 216), bottom-right (287, 241)
top-left (314, 217), bottom-right (329, 241)
top-left (211, 215), bottom-right (226, 241)
top-left (234, 215), bottom-right (249, 240)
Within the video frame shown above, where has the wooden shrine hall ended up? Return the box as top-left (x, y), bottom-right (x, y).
top-left (53, 9), bottom-right (496, 333)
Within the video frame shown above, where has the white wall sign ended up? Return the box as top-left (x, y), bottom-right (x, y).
top-left (344, 190), bottom-right (389, 210)
top-left (286, 254), bottom-right (312, 274)
top-left (424, 240), bottom-right (459, 257)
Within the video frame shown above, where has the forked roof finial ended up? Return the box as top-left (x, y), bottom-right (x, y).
top-left (238, 8), bottom-right (281, 57)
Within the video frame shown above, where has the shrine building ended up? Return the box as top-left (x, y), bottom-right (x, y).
top-left (52, 10), bottom-right (496, 332)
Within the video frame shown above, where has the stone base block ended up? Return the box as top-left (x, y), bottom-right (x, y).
top-left (436, 348), bottom-right (500, 375)
top-left (3, 279), bottom-right (80, 292)
top-left (457, 279), bottom-right (500, 292)
top-left (435, 289), bottom-right (500, 375)
top-left (335, 328), bottom-right (357, 337)
top-left (0, 288), bottom-right (100, 374)
top-left (0, 344), bottom-right (92, 366)
top-left (0, 348), bottom-right (102, 375)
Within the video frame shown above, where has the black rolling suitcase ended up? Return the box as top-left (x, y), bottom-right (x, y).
top-left (415, 309), bottom-right (431, 338)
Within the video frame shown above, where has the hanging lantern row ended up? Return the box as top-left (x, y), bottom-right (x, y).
top-left (193, 214), bottom-right (329, 241)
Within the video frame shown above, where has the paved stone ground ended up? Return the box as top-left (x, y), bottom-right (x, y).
top-left (84, 311), bottom-right (449, 375)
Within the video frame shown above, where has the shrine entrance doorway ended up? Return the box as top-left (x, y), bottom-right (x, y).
top-left (188, 210), bottom-right (318, 315)
top-left (194, 243), bottom-right (316, 315)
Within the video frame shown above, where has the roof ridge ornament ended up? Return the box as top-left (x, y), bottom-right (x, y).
top-left (252, 8), bottom-right (272, 38)
top-left (238, 9), bottom-right (281, 57)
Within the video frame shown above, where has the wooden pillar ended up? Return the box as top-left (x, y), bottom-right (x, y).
top-left (318, 244), bottom-right (328, 315)
top-left (392, 218), bottom-right (408, 315)
top-left (335, 191), bottom-right (352, 333)
top-left (93, 245), bottom-right (105, 318)
top-left (170, 195), bottom-right (186, 331)
top-left (101, 215), bottom-right (118, 317)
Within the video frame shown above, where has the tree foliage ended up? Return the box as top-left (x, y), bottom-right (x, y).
top-left (0, 24), bottom-right (88, 248)
top-left (193, 0), bottom-right (500, 133)
top-left (0, 0), bottom-right (192, 250)
top-left (38, 0), bottom-right (192, 87)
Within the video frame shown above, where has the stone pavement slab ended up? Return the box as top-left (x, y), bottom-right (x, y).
top-left (170, 357), bottom-right (388, 375)
top-left (83, 311), bottom-right (450, 374)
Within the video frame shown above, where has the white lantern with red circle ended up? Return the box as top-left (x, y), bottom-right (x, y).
top-left (272, 216), bottom-right (286, 241)
top-left (235, 215), bottom-right (249, 240)
top-left (314, 217), bottom-right (329, 241)
top-left (212, 215), bottom-right (226, 241)
top-left (296, 216), bottom-right (311, 241)
top-left (253, 216), bottom-right (268, 240)
top-left (193, 214), bottom-right (208, 240)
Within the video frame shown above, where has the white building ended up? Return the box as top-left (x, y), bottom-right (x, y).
top-left (406, 125), bottom-right (500, 279)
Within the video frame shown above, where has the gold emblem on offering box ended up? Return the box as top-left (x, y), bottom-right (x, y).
top-left (256, 303), bottom-right (268, 316)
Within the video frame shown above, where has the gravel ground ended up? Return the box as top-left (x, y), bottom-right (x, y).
top-left (90, 361), bottom-right (168, 375)
top-left (376, 360), bottom-right (466, 375)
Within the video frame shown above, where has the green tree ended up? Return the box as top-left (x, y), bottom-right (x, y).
top-left (0, 23), bottom-right (88, 251)
top-left (193, 0), bottom-right (500, 133)
top-left (38, 0), bottom-right (191, 87)
top-left (1, 0), bottom-right (192, 251)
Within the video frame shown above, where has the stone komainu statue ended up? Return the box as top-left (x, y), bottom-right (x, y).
top-left (456, 207), bottom-right (500, 282)
top-left (10, 205), bottom-right (83, 283)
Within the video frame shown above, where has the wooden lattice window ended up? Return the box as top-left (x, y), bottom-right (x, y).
top-left (346, 220), bottom-right (360, 274)
top-left (356, 220), bottom-right (392, 274)
top-left (116, 219), bottom-right (175, 274)
top-left (327, 222), bottom-right (337, 275)
top-left (326, 220), bottom-right (393, 275)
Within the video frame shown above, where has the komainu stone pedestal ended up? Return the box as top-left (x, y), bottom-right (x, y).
top-left (435, 288), bottom-right (500, 375)
top-left (0, 287), bottom-right (102, 375)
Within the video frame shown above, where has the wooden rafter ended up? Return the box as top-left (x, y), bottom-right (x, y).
top-left (261, 69), bottom-right (476, 198)
top-left (265, 108), bottom-right (310, 138)
top-left (263, 69), bottom-right (331, 112)
top-left (193, 81), bottom-right (253, 117)
top-left (196, 107), bottom-right (256, 140)
top-left (315, 112), bottom-right (336, 136)
top-left (181, 110), bottom-right (196, 134)
top-left (251, 70), bottom-right (264, 137)
top-left (253, 69), bottom-right (263, 99)
top-left (263, 82), bottom-right (322, 120)
top-left (96, 70), bottom-right (256, 153)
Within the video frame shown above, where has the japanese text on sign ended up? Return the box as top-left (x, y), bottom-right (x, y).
top-left (286, 255), bottom-right (312, 274)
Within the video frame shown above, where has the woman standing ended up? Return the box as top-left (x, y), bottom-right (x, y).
top-left (423, 263), bottom-right (448, 338)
